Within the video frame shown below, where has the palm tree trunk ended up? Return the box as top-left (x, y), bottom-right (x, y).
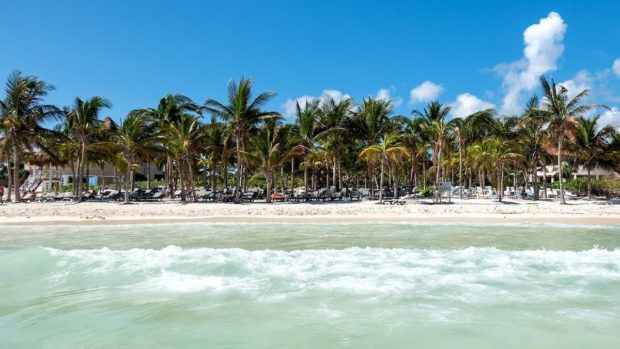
top-left (166, 154), bottom-right (172, 189)
top-left (435, 142), bottom-right (442, 188)
top-left (513, 171), bottom-right (517, 198)
top-left (100, 164), bottom-right (105, 190)
top-left (325, 162), bottom-right (329, 188)
top-left (280, 166), bottom-right (285, 193)
top-left (76, 151), bottom-right (82, 199)
top-left (78, 141), bottom-right (87, 201)
top-left (409, 156), bottom-right (415, 192)
top-left (146, 162), bottom-right (151, 190)
top-left (332, 155), bottom-right (337, 189)
top-left (458, 145), bottom-right (463, 199)
top-left (338, 160), bottom-right (342, 190)
top-left (124, 169), bottom-right (130, 204)
top-left (422, 161), bottom-right (426, 188)
top-left (290, 158), bottom-right (295, 192)
top-left (558, 135), bottom-right (566, 204)
top-left (542, 162), bottom-right (548, 200)
top-left (266, 170), bottom-right (272, 203)
top-left (188, 159), bottom-right (197, 202)
top-left (532, 156), bottom-right (539, 200)
top-left (393, 170), bottom-right (398, 199)
top-left (369, 162), bottom-right (375, 197)
top-left (312, 165), bottom-right (316, 191)
top-left (130, 167), bottom-right (135, 192)
top-left (379, 157), bottom-right (385, 203)
top-left (498, 166), bottom-right (504, 202)
top-left (7, 154), bottom-right (13, 202)
top-left (12, 144), bottom-right (21, 203)
top-left (211, 161), bottom-right (216, 191)
top-left (587, 167), bottom-right (592, 200)
top-left (304, 155), bottom-right (309, 190)
top-left (234, 134), bottom-right (242, 202)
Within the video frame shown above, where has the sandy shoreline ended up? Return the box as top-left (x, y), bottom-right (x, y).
top-left (1, 199), bottom-right (619, 225)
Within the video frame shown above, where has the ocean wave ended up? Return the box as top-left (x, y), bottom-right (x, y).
top-left (9, 246), bottom-right (611, 302)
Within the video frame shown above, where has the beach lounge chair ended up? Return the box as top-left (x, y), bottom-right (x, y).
top-left (397, 193), bottom-right (417, 204)
top-left (62, 192), bottom-right (76, 201)
top-left (204, 191), bottom-right (219, 202)
top-left (21, 192), bottom-right (34, 202)
top-left (563, 190), bottom-right (578, 200)
top-left (37, 192), bottom-right (51, 202)
top-left (105, 190), bottom-right (121, 201)
top-left (193, 188), bottom-right (208, 201)
top-left (82, 192), bottom-right (93, 201)
top-left (150, 191), bottom-right (164, 201)
top-left (545, 188), bottom-right (556, 198)
top-left (383, 197), bottom-right (407, 205)
top-left (332, 189), bottom-right (346, 201)
top-left (271, 192), bottom-right (284, 202)
top-left (242, 191), bottom-right (258, 202)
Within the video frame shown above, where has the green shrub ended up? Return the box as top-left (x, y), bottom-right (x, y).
top-left (420, 186), bottom-right (433, 197)
top-left (561, 178), bottom-right (620, 197)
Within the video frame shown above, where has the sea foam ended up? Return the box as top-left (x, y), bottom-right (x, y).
top-left (33, 246), bottom-right (620, 304)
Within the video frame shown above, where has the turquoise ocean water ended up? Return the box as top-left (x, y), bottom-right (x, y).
top-left (1, 222), bottom-right (619, 348)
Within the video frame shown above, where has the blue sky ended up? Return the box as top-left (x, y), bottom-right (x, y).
top-left (2, 0), bottom-right (620, 125)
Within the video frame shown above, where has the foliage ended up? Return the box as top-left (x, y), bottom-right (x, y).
top-left (1, 71), bottom-right (618, 204)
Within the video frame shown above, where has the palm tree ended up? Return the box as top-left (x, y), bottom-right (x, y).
top-left (353, 97), bottom-right (398, 196)
top-left (518, 96), bottom-right (548, 200)
top-left (203, 115), bottom-right (231, 191)
top-left (359, 133), bottom-right (410, 203)
top-left (412, 102), bottom-right (455, 199)
top-left (533, 75), bottom-right (608, 204)
top-left (470, 137), bottom-right (523, 202)
top-left (572, 115), bottom-right (616, 200)
top-left (205, 77), bottom-right (278, 202)
top-left (292, 99), bottom-right (320, 191)
top-left (354, 98), bottom-right (397, 144)
top-left (401, 117), bottom-right (429, 191)
top-left (248, 119), bottom-right (287, 202)
top-left (113, 114), bottom-right (161, 204)
top-left (131, 94), bottom-right (199, 191)
top-left (65, 96), bottom-right (111, 201)
top-left (316, 97), bottom-right (353, 190)
top-left (168, 113), bottom-right (206, 202)
top-left (0, 71), bottom-right (60, 202)
top-left (451, 110), bottom-right (494, 198)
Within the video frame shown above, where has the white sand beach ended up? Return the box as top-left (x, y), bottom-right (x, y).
top-left (1, 199), bottom-right (618, 225)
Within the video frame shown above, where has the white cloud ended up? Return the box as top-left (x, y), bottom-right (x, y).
top-left (560, 70), bottom-right (592, 100)
top-left (375, 88), bottom-right (403, 107)
top-left (281, 89), bottom-right (353, 118)
top-left (600, 107), bottom-right (620, 129)
top-left (376, 88), bottom-right (390, 100)
top-left (497, 12), bottom-right (567, 115)
top-left (449, 93), bottom-right (496, 118)
top-left (282, 95), bottom-right (315, 118)
top-left (613, 58), bottom-right (620, 77)
top-left (321, 89), bottom-right (351, 104)
top-left (409, 81), bottom-right (443, 104)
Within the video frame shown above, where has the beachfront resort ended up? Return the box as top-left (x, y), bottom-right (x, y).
top-left (1, 73), bottom-right (618, 211)
top-left (2, 3), bottom-right (620, 348)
